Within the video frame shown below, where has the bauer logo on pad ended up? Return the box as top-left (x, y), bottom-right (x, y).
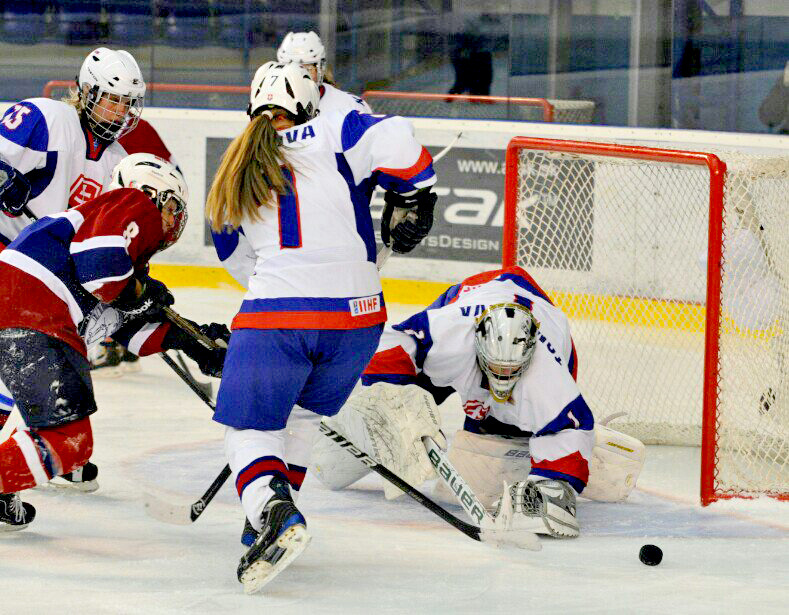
top-left (349, 295), bottom-right (381, 316)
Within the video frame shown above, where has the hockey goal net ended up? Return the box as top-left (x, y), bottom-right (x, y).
top-left (503, 137), bottom-right (788, 505)
top-left (362, 91), bottom-right (595, 124)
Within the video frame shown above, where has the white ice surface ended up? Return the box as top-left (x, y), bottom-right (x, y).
top-left (1, 288), bottom-right (787, 614)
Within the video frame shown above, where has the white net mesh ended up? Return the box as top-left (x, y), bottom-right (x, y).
top-left (363, 92), bottom-right (595, 124)
top-left (506, 141), bottom-right (788, 500)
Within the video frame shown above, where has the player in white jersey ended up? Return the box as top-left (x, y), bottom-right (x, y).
top-left (311, 266), bottom-right (646, 542)
top-left (205, 63), bottom-right (437, 594)
top-left (277, 30), bottom-right (372, 115)
top-left (0, 47), bottom-right (145, 494)
top-left (213, 33), bottom-right (374, 286)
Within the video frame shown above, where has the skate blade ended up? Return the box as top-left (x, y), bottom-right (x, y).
top-left (90, 366), bottom-right (124, 379)
top-left (0, 522), bottom-right (30, 533)
top-left (241, 525), bottom-right (311, 595)
top-left (45, 478), bottom-right (100, 493)
top-left (122, 361), bottom-right (142, 374)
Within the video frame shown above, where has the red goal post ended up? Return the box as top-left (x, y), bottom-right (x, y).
top-left (503, 136), bottom-right (788, 505)
top-left (362, 91), bottom-right (595, 123)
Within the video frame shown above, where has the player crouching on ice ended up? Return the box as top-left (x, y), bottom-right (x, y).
top-left (0, 153), bottom-right (228, 532)
top-left (311, 266), bottom-right (646, 541)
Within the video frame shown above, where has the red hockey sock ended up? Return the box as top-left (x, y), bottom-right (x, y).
top-left (0, 417), bottom-right (93, 493)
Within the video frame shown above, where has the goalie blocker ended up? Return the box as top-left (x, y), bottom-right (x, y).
top-left (311, 383), bottom-right (645, 507)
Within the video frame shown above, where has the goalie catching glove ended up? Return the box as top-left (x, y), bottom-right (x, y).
top-left (314, 383), bottom-right (445, 499)
top-left (381, 189), bottom-right (436, 254)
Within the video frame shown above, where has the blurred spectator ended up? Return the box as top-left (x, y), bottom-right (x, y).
top-left (448, 14), bottom-right (495, 96)
top-left (759, 61), bottom-right (789, 135)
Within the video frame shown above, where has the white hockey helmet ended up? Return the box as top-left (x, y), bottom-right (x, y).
top-left (474, 303), bottom-right (539, 402)
top-left (110, 153), bottom-right (188, 249)
top-left (77, 47), bottom-right (146, 142)
top-left (276, 31), bottom-right (327, 85)
top-left (248, 62), bottom-right (319, 124)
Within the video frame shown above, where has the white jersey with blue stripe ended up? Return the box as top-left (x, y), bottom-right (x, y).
top-left (226, 110), bottom-right (435, 331)
top-left (212, 85), bottom-right (372, 290)
top-left (0, 98), bottom-right (127, 246)
top-left (362, 266), bottom-right (594, 492)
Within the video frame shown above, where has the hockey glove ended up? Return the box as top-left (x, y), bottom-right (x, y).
top-left (0, 159), bottom-right (31, 218)
top-left (111, 276), bottom-right (175, 321)
top-left (162, 319), bottom-right (227, 378)
top-left (199, 322), bottom-right (231, 347)
top-left (381, 189), bottom-right (436, 254)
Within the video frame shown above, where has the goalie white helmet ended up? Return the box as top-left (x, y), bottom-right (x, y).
top-left (248, 63), bottom-right (319, 125)
top-left (77, 47), bottom-right (145, 142)
top-left (276, 31), bottom-right (327, 85)
top-left (110, 153), bottom-right (188, 249)
top-left (474, 303), bottom-right (539, 402)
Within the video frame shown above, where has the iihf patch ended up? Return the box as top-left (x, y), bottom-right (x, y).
top-left (349, 295), bottom-right (381, 316)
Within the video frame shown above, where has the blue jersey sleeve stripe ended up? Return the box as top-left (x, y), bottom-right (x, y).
top-left (335, 153), bottom-right (377, 262)
top-left (72, 247), bottom-right (133, 285)
top-left (340, 111), bottom-right (389, 151)
top-left (0, 102), bottom-right (49, 152)
top-left (26, 151), bottom-right (58, 198)
top-left (534, 395), bottom-right (594, 437)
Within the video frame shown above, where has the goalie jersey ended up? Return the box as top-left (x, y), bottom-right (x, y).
top-left (362, 266), bottom-right (594, 493)
top-left (0, 188), bottom-right (171, 359)
top-left (214, 110), bottom-right (436, 331)
top-left (0, 98), bottom-right (127, 247)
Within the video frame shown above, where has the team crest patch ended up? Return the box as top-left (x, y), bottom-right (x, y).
top-left (463, 400), bottom-right (490, 420)
top-left (349, 295), bottom-right (381, 316)
top-left (69, 175), bottom-right (102, 207)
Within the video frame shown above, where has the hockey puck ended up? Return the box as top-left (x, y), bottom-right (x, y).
top-left (639, 544), bottom-right (663, 566)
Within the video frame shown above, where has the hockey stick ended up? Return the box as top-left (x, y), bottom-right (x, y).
top-left (174, 350), bottom-right (212, 398)
top-left (421, 436), bottom-right (541, 550)
top-left (376, 132), bottom-right (464, 269)
top-left (144, 351), bottom-right (230, 524)
top-left (321, 424), bottom-right (538, 550)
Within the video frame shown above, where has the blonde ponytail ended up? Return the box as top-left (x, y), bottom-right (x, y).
top-left (206, 115), bottom-right (291, 232)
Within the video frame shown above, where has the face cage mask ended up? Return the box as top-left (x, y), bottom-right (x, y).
top-left (82, 87), bottom-right (143, 142)
top-left (478, 339), bottom-right (537, 402)
top-left (301, 60), bottom-right (326, 86)
top-left (142, 187), bottom-right (188, 250)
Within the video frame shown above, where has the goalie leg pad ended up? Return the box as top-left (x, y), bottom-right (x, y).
top-left (434, 430), bottom-right (531, 509)
top-left (584, 425), bottom-right (646, 502)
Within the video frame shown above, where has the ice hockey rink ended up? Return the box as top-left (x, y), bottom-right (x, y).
top-left (1, 287), bottom-right (787, 614)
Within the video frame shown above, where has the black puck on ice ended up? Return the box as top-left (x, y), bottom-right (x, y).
top-left (639, 544), bottom-right (663, 566)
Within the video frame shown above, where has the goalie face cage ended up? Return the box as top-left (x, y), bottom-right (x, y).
top-left (503, 137), bottom-right (789, 506)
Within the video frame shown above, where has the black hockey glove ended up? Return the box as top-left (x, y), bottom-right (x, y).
top-left (111, 276), bottom-right (175, 321)
top-left (0, 159), bottom-right (31, 218)
top-left (162, 318), bottom-right (228, 378)
top-left (381, 189), bottom-right (436, 254)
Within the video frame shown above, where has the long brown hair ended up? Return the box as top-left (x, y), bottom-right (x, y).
top-left (205, 114), bottom-right (291, 231)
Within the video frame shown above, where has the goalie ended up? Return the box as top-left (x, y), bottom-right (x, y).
top-left (311, 266), bottom-right (645, 539)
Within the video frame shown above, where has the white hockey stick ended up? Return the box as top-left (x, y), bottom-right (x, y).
top-left (422, 436), bottom-right (541, 551)
top-left (376, 132), bottom-right (464, 269)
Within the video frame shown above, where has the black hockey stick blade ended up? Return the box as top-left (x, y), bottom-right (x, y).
top-left (174, 350), bottom-right (212, 398)
top-left (144, 464), bottom-right (232, 525)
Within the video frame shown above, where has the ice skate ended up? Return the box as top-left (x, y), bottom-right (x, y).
top-left (89, 340), bottom-right (124, 378)
top-left (0, 493), bottom-right (36, 532)
top-left (237, 478), bottom-right (311, 594)
top-left (496, 477), bottom-right (579, 538)
top-left (50, 461), bottom-right (99, 493)
top-left (120, 347), bottom-right (142, 374)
